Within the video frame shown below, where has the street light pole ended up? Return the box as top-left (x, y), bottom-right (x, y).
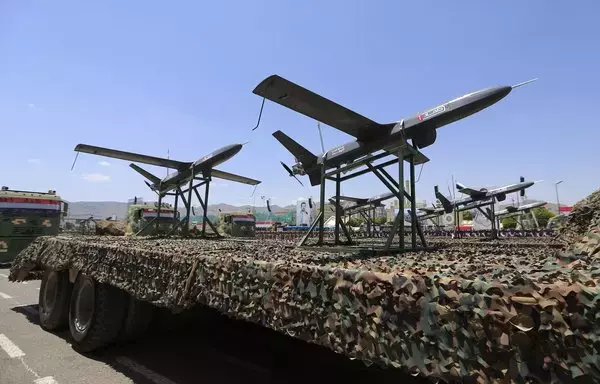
top-left (555, 180), bottom-right (563, 215)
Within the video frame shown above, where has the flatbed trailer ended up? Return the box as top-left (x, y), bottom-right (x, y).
top-left (7, 235), bottom-right (600, 383)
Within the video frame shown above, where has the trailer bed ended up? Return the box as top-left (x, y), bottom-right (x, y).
top-left (8, 235), bottom-right (600, 383)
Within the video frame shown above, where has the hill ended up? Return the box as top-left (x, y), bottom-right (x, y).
top-left (66, 200), bottom-right (297, 220)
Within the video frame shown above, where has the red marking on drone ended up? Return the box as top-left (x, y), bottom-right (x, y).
top-left (418, 114), bottom-right (424, 122)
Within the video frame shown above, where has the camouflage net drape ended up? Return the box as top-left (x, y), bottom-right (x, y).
top-left (8, 233), bottom-right (600, 383)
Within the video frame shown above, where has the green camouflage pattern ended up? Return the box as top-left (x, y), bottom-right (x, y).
top-left (8, 234), bottom-right (600, 383)
top-left (557, 188), bottom-right (600, 257)
top-left (0, 188), bottom-right (64, 263)
top-left (127, 203), bottom-right (176, 235)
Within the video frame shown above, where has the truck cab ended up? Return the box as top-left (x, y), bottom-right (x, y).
top-left (0, 186), bottom-right (68, 263)
top-left (220, 213), bottom-right (256, 237)
top-left (127, 202), bottom-right (179, 236)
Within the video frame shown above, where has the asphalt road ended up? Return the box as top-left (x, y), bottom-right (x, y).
top-left (0, 267), bottom-right (428, 384)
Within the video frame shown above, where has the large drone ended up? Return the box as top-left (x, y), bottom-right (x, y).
top-left (74, 142), bottom-right (260, 236)
top-left (253, 75), bottom-right (537, 186)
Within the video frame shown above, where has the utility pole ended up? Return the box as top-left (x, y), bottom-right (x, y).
top-left (555, 180), bottom-right (563, 215)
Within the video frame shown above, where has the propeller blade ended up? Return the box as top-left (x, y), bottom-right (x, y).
top-left (280, 161), bottom-right (294, 177)
top-left (280, 161), bottom-right (304, 186)
top-left (292, 175), bottom-right (304, 187)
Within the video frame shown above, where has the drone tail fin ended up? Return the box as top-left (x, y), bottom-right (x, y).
top-left (273, 130), bottom-right (318, 167)
top-left (434, 185), bottom-right (453, 213)
top-left (129, 163), bottom-right (161, 186)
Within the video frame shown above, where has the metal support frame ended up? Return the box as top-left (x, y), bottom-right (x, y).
top-left (140, 171), bottom-right (221, 238)
top-left (298, 146), bottom-right (425, 253)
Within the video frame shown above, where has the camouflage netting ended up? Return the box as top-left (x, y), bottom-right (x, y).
top-left (95, 220), bottom-right (126, 236)
top-left (8, 235), bottom-right (600, 383)
top-left (557, 188), bottom-right (600, 257)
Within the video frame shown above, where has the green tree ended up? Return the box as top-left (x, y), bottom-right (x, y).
top-left (347, 217), bottom-right (365, 227)
top-left (373, 217), bottom-right (388, 225)
top-left (462, 211), bottom-right (473, 221)
top-left (501, 216), bottom-right (518, 229)
top-left (532, 207), bottom-right (555, 228)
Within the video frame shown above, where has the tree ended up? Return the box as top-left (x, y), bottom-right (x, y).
top-left (346, 217), bottom-right (364, 227)
top-left (373, 217), bottom-right (388, 225)
top-left (462, 211), bottom-right (473, 221)
top-left (501, 216), bottom-right (518, 229)
top-left (532, 207), bottom-right (555, 228)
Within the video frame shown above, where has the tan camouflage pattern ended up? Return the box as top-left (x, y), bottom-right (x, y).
top-left (8, 233), bottom-right (600, 383)
top-left (556, 188), bottom-right (600, 258)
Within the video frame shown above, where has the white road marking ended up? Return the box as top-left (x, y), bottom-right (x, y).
top-left (22, 281), bottom-right (29, 285)
top-left (0, 333), bottom-right (26, 358)
top-left (34, 377), bottom-right (58, 384)
top-left (0, 273), bottom-right (8, 278)
top-left (36, 288), bottom-right (40, 291)
top-left (0, 292), bottom-right (12, 299)
top-left (116, 356), bottom-right (179, 384)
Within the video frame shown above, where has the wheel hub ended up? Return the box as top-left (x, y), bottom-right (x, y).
top-left (74, 279), bottom-right (95, 334)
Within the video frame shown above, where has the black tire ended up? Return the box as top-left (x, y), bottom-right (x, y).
top-left (119, 295), bottom-right (154, 342)
top-left (68, 274), bottom-right (126, 353)
top-left (39, 269), bottom-right (72, 331)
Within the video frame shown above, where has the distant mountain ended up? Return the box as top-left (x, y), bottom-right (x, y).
top-left (66, 200), bottom-right (297, 220)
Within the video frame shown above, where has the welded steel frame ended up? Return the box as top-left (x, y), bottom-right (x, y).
top-left (141, 173), bottom-right (221, 238)
top-left (457, 200), bottom-right (497, 239)
top-left (298, 146), bottom-right (427, 253)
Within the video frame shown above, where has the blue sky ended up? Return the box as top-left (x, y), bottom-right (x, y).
top-left (1, 1), bottom-right (598, 207)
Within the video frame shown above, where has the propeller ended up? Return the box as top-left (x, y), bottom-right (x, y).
top-left (280, 161), bottom-right (304, 186)
top-left (308, 197), bottom-right (313, 209)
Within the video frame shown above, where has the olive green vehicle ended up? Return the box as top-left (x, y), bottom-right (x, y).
top-left (0, 186), bottom-right (68, 264)
top-left (126, 201), bottom-right (179, 236)
top-left (218, 213), bottom-right (256, 237)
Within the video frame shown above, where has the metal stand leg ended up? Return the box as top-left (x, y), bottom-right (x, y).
top-left (156, 191), bottom-right (162, 233)
top-left (334, 167), bottom-right (341, 245)
top-left (193, 186), bottom-right (220, 236)
top-left (398, 149), bottom-right (404, 250)
top-left (318, 165), bottom-right (326, 245)
top-left (202, 180), bottom-right (210, 237)
top-left (185, 170), bottom-right (194, 236)
top-left (409, 155), bottom-right (417, 249)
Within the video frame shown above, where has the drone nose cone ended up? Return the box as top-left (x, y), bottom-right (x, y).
top-left (479, 86), bottom-right (513, 106)
top-left (223, 144), bottom-right (243, 157)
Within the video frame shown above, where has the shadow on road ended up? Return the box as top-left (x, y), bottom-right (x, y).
top-left (12, 304), bottom-right (431, 384)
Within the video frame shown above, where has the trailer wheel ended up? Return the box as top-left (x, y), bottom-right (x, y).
top-left (68, 274), bottom-right (126, 353)
top-left (39, 269), bottom-right (72, 331)
top-left (119, 295), bottom-right (154, 342)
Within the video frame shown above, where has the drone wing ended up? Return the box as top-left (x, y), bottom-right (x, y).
top-left (455, 183), bottom-right (483, 197)
top-left (255, 75), bottom-right (393, 140)
top-left (74, 144), bottom-right (190, 170)
top-left (211, 169), bottom-right (261, 186)
top-left (337, 196), bottom-right (368, 204)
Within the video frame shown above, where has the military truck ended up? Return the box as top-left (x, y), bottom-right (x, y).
top-left (0, 186), bottom-right (68, 264)
top-left (218, 213), bottom-right (256, 237)
top-left (126, 200), bottom-right (179, 236)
